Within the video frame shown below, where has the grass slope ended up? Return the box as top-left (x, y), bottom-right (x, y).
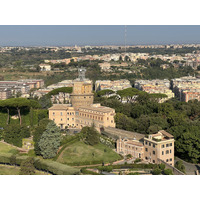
top-left (57, 141), bottom-right (121, 165)
top-left (0, 142), bottom-right (18, 154)
top-left (0, 165), bottom-right (50, 175)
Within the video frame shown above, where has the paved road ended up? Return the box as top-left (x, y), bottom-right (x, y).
top-left (175, 157), bottom-right (200, 175)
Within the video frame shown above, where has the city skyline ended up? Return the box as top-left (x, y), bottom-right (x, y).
top-left (0, 25), bottom-right (200, 46)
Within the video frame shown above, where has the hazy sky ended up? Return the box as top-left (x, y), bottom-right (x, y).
top-left (0, 25), bottom-right (200, 46)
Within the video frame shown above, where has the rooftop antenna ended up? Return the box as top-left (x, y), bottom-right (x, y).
top-left (124, 25), bottom-right (127, 55)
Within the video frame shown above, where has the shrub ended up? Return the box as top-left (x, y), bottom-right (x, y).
top-left (134, 158), bottom-right (141, 164)
top-left (175, 160), bottom-right (186, 174)
top-left (159, 163), bottom-right (165, 170)
top-left (97, 166), bottom-right (113, 172)
top-left (129, 172), bottom-right (140, 175)
top-left (163, 169), bottom-right (173, 175)
top-left (152, 168), bottom-right (162, 175)
top-left (20, 157), bottom-right (35, 175)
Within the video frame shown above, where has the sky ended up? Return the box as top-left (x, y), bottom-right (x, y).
top-left (0, 25), bottom-right (200, 46)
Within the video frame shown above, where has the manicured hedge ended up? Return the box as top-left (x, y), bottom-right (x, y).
top-left (111, 163), bottom-right (158, 169)
top-left (34, 158), bottom-right (80, 175)
top-left (0, 153), bottom-right (80, 175)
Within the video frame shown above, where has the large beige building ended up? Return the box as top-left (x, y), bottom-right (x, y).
top-left (49, 68), bottom-right (115, 131)
top-left (117, 130), bottom-right (175, 166)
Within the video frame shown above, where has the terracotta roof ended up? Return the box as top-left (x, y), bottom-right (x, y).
top-left (126, 140), bottom-right (143, 147)
top-left (78, 105), bottom-right (114, 113)
top-left (48, 104), bottom-right (71, 110)
top-left (159, 130), bottom-right (174, 138)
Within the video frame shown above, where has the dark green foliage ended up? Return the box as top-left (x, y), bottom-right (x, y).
top-left (20, 126), bottom-right (30, 138)
top-left (96, 89), bottom-right (115, 97)
top-left (129, 172), bottom-right (140, 175)
top-left (81, 125), bottom-right (100, 146)
top-left (48, 87), bottom-right (73, 96)
top-left (4, 124), bottom-right (30, 147)
top-left (126, 154), bottom-right (132, 159)
top-left (152, 168), bottom-right (162, 175)
top-left (38, 121), bottom-right (61, 159)
top-left (38, 95), bottom-right (52, 109)
top-left (97, 165), bottom-right (113, 172)
top-left (10, 155), bottom-right (16, 166)
top-left (33, 118), bottom-right (51, 155)
top-left (159, 163), bottom-right (166, 170)
top-left (163, 169), bottom-right (173, 175)
top-left (20, 157), bottom-right (35, 175)
top-left (134, 158), bottom-right (141, 164)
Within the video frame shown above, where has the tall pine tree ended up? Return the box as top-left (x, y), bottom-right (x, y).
top-left (38, 121), bottom-right (61, 159)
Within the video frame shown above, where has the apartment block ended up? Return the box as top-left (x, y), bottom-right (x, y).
top-left (171, 76), bottom-right (200, 102)
top-left (95, 79), bottom-right (132, 91)
top-left (135, 79), bottom-right (174, 102)
top-left (0, 88), bottom-right (12, 100)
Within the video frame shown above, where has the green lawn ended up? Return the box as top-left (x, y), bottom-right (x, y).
top-left (0, 142), bottom-right (18, 154)
top-left (57, 141), bottom-right (121, 165)
top-left (0, 165), bottom-right (51, 175)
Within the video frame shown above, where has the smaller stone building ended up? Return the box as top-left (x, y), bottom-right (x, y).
top-left (116, 130), bottom-right (175, 166)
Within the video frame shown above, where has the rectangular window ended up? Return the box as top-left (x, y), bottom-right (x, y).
top-left (145, 141), bottom-right (148, 145)
top-left (170, 149), bottom-right (172, 153)
top-left (166, 159), bottom-right (168, 162)
top-left (153, 144), bottom-right (155, 148)
top-left (161, 144), bottom-right (165, 148)
top-left (162, 151), bottom-right (164, 155)
top-left (53, 112), bottom-right (55, 116)
top-left (60, 112), bottom-right (63, 116)
top-left (166, 144), bottom-right (169, 147)
top-left (166, 150), bottom-right (169, 154)
top-left (153, 151), bottom-right (155, 155)
top-left (149, 143), bottom-right (151, 147)
top-left (170, 143), bottom-right (172, 146)
top-left (170, 158), bottom-right (172, 161)
top-left (145, 148), bottom-right (148, 152)
top-left (153, 160), bottom-right (155, 163)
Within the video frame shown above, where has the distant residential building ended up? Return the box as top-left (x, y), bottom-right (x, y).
top-left (0, 88), bottom-right (12, 100)
top-left (39, 64), bottom-right (51, 71)
top-left (0, 79), bottom-right (44, 97)
top-left (95, 79), bottom-right (132, 91)
top-left (135, 79), bottom-right (174, 102)
top-left (171, 76), bottom-right (200, 102)
top-left (99, 62), bottom-right (111, 72)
